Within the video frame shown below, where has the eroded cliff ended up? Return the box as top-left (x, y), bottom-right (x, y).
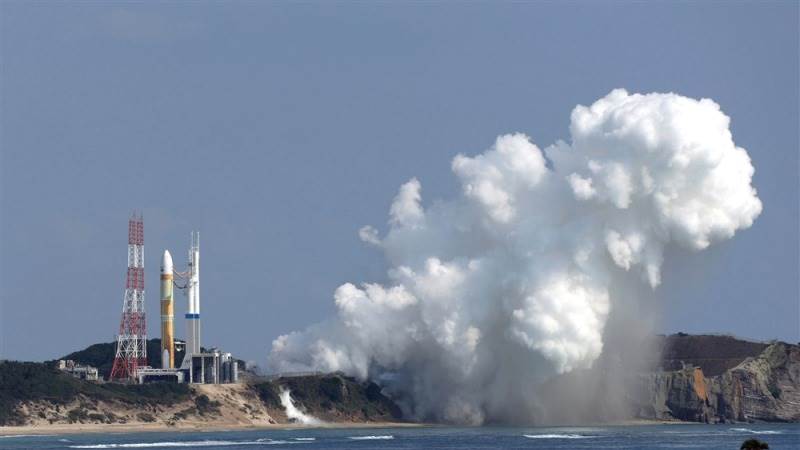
top-left (638, 341), bottom-right (799, 423)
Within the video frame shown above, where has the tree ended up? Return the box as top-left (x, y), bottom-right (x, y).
top-left (740, 438), bottom-right (769, 449)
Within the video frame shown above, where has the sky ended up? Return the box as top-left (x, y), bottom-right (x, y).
top-left (1, 1), bottom-right (797, 364)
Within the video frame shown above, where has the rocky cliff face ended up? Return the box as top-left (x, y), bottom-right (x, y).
top-left (638, 342), bottom-right (800, 423)
top-left (638, 367), bottom-right (713, 422)
top-left (711, 343), bottom-right (800, 422)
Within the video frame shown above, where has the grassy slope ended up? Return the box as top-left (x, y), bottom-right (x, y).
top-left (1, 361), bottom-right (402, 426)
top-left (254, 373), bottom-right (402, 422)
top-left (0, 361), bottom-right (190, 426)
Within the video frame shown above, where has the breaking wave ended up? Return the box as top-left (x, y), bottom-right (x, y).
top-left (523, 433), bottom-right (597, 439)
top-left (729, 428), bottom-right (783, 435)
top-left (0, 434), bottom-right (54, 439)
top-left (348, 435), bottom-right (395, 440)
top-left (70, 443), bottom-right (234, 449)
top-left (70, 443), bottom-right (244, 449)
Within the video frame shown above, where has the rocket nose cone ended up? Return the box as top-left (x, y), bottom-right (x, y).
top-left (162, 250), bottom-right (173, 273)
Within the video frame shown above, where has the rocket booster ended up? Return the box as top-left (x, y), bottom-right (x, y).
top-left (160, 250), bottom-right (175, 369)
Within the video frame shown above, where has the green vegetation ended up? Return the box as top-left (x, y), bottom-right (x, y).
top-left (267, 373), bottom-right (402, 421)
top-left (251, 382), bottom-right (282, 409)
top-left (66, 407), bottom-right (89, 423)
top-left (137, 412), bottom-right (156, 423)
top-left (2, 339), bottom-right (402, 427)
top-left (59, 339), bottom-right (244, 380)
top-left (171, 407), bottom-right (195, 422)
top-left (0, 360), bottom-right (190, 426)
top-left (88, 412), bottom-right (107, 422)
top-left (58, 339), bottom-right (185, 379)
top-left (194, 394), bottom-right (221, 416)
top-left (1, 361), bottom-right (79, 425)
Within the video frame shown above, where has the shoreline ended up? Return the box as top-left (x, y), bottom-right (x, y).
top-left (0, 419), bottom-right (699, 436)
top-left (0, 421), bottom-right (425, 436)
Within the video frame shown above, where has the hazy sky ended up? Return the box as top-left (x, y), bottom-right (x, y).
top-left (1, 2), bottom-right (797, 364)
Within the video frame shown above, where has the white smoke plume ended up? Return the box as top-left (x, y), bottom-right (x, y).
top-left (279, 388), bottom-right (323, 425)
top-left (267, 89), bottom-right (762, 424)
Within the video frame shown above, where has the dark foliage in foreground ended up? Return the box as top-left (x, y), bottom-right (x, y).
top-left (262, 373), bottom-right (402, 421)
top-left (0, 360), bottom-right (190, 426)
top-left (740, 438), bottom-right (769, 449)
top-left (251, 381), bottom-right (283, 409)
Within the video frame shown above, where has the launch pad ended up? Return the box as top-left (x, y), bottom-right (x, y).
top-left (111, 215), bottom-right (239, 384)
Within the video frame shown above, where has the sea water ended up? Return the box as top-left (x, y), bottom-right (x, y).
top-left (0, 424), bottom-right (797, 449)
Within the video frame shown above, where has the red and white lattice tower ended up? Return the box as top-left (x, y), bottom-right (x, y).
top-left (110, 213), bottom-right (147, 381)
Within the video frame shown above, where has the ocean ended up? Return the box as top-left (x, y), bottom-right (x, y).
top-left (0, 424), bottom-right (796, 449)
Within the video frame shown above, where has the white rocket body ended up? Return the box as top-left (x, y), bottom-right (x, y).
top-left (184, 232), bottom-right (201, 362)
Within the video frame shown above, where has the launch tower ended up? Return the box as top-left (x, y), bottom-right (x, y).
top-left (110, 213), bottom-right (147, 380)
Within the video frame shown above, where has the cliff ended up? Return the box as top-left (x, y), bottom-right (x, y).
top-left (636, 338), bottom-right (799, 423)
top-left (657, 333), bottom-right (770, 376)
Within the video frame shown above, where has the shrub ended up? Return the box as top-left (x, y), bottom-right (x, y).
top-left (172, 407), bottom-right (195, 421)
top-left (194, 394), bottom-right (221, 416)
top-left (67, 408), bottom-right (88, 424)
top-left (319, 377), bottom-right (345, 402)
top-left (252, 383), bottom-right (282, 409)
top-left (137, 412), bottom-right (156, 422)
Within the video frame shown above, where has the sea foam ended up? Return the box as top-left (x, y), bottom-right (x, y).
top-left (348, 435), bottom-right (394, 440)
top-left (523, 433), bottom-right (596, 439)
top-left (69, 439), bottom-right (309, 449)
top-left (729, 428), bottom-right (782, 435)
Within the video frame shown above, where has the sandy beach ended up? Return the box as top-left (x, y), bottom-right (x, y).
top-left (0, 421), bottom-right (424, 436)
top-left (0, 418), bottom-right (698, 436)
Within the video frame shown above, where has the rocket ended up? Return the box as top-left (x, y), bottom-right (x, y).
top-left (184, 232), bottom-right (201, 360)
top-left (160, 250), bottom-right (175, 369)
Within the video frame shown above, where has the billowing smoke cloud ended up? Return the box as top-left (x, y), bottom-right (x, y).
top-left (267, 90), bottom-right (762, 424)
